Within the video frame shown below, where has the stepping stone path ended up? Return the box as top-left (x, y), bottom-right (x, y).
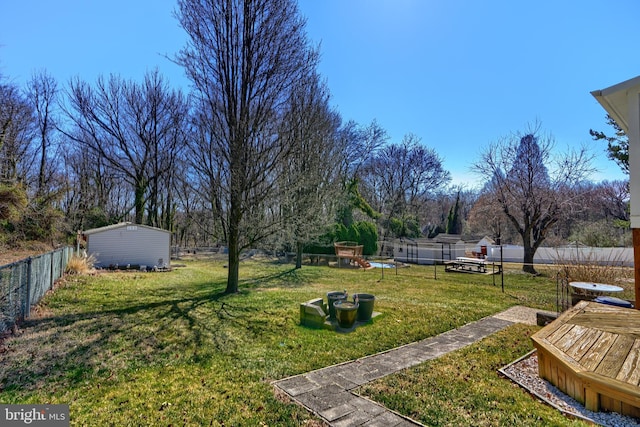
top-left (274, 307), bottom-right (543, 426)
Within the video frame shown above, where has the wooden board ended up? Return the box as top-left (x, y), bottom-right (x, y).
top-left (617, 340), bottom-right (640, 385)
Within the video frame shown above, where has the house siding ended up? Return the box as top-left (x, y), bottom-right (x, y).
top-left (86, 224), bottom-right (171, 268)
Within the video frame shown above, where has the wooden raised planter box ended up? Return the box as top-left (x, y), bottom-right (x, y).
top-left (531, 301), bottom-right (640, 419)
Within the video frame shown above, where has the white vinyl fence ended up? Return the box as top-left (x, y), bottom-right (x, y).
top-left (488, 245), bottom-right (633, 266)
top-left (393, 241), bottom-right (633, 267)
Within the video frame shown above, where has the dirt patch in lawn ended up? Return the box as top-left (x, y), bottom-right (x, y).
top-left (0, 242), bottom-right (56, 266)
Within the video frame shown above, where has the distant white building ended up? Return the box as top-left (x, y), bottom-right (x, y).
top-left (83, 222), bottom-right (171, 269)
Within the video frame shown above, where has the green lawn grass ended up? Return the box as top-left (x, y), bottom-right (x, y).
top-left (357, 324), bottom-right (587, 426)
top-left (0, 259), bottom-right (605, 425)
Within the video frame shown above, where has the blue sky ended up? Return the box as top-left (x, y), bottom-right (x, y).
top-left (2, 0), bottom-right (638, 188)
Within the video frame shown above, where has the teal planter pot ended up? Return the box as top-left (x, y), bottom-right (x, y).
top-left (353, 293), bottom-right (375, 322)
top-left (334, 300), bottom-right (359, 329)
top-left (327, 291), bottom-right (347, 320)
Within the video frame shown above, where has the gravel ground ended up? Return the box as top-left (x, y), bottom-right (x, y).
top-left (501, 352), bottom-right (640, 427)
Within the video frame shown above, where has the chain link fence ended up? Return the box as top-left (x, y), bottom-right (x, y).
top-left (0, 247), bottom-right (74, 335)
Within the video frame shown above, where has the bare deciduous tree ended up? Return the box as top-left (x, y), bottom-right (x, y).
top-left (186, 101), bottom-right (231, 245)
top-left (176, 0), bottom-right (318, 293)
top-left (361, 134), bottom-right (450, 239)
top-left (0, 78), bottom-right (34, 183)
top-left (27, 70), bottom-right (59, 198)
top-left (0, 76), bottom-right (31, 226)
top-left (63, 70), bottom-right (189, 226)
top-left (339, 119), bottom-right (388, 179)
top-left (467, 192), bottom-right (509, 243)
top-left (473, 124), bottom-right (594, 274)
top-left (277, 71), bottom-right (343, 268)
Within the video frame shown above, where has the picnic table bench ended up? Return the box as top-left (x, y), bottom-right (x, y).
top-left (444, 257), bottom-right (502, 275)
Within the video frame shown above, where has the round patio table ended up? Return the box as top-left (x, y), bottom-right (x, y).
top-left (569, 282), bottom-right (624, 306)
top-left (569, 281), bottom-right (623, 294)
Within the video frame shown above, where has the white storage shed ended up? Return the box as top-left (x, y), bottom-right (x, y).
top-left (84, 222), bottom-right (171, 269)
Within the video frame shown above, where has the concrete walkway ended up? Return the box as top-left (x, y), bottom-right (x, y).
top-left (273, 306), bottom-right (546, 427)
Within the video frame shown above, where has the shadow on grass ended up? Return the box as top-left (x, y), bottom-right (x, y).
top-left (0, 270), bottom-right (307, 395)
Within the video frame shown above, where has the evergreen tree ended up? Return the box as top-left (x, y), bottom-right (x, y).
top-left (445, 191), bottom-right (462, 234)
top-left (590, 114), bottom-right (628, 175)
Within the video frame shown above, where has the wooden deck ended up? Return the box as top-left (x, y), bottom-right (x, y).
top-left (531, 301), bottom-right (640, 418)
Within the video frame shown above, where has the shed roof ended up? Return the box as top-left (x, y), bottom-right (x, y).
top-left (431, 233), bottom-right (464, 243)
top-left (84, 222), bottom-right (171, 235)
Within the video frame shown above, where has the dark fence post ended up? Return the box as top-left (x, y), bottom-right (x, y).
top-left (50, 250), bottom-right (55, 290)
top-left (500, 245), bottom-right (504, 293)
top-left (60, 248), bottom-right (65, 280)
top-left (24, 257), bottom-right (32, 319)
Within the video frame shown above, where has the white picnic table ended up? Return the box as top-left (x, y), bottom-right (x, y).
top-left (444, 256), bottom-right (500, 274)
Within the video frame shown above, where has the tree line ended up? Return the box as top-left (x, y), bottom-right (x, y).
top-left (0, 0), bottom-right (629, 286)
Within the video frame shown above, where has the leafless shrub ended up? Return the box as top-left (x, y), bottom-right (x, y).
top-left (65, 254), bottom-right (96, 275)
top-left (552, 248), bottom-right (629, 286)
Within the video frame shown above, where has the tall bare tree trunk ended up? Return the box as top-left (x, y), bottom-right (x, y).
top-left (177, 0), bottom-right (318, 293)
top-left (522, 242), bottom-right (537, 275)
top-left (226, 157), bottom-right (243, 293)
top-left (226, 222), bottom-right (241, 293)
top-left (296, 241), bottom-right (303, 269)
top-left (134, 177), bottom-right (146, 225)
